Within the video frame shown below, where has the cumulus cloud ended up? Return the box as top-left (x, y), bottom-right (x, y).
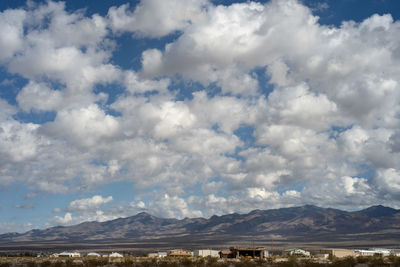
top-left (3, 1), bottom-right (122, 112)
top-left (41, 104), bottom-right (120, 147)
top-left (140, 0), bottom-right (320, 94)
top-left (49, 195), bottom-right (148, 226)
top-left (67, 195), bottom-right (113, 212)
top-left (52, 212), bottom-right (73, 225)
top-left (375, 168), bottom-right (400, 197)
top-left (17, 81), bottom-right (63, 112)
top-left (148, 194), bottom-right (203, 218)
top-left (0, 8), bottom-right (25, 61)
top-left (0, 120), bottom-right (40, 164)
top-left (108, 0), bottom-right (209, 37)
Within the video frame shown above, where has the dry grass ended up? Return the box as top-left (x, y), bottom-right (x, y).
top-left (0, 255), bottom-right (399, 267)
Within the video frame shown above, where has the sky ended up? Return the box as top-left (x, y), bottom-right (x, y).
top-left (1, 0), bottom-right (400, 234)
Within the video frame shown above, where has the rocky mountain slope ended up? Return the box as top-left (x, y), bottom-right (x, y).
top-left (1, 205), bottom-right (400, 243)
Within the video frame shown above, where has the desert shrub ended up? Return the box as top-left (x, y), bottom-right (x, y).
top-left (299, 259), bottom-right (326, 267)
top-left (180, 257), bottom-right (195, 267)
top-left (54, 261), bottom-right (64, 267)
top-left (368, 256), bottom-right (389, 267)
top-left (26, 260), bottom-right (37, 267)
top-left (331, 256), bottom-right (356, 267)
top-left (275, 260), bottom-right (299, 267)
top-left (137, 259), bottom-right (154, 267)
top-left (214, 261), bottom-right (230, 267)
top-left (195, 257), bottom-right (206, 267)
top-left (356, 256), bottom-right (369, 263)
top-left (40, 260), bottom-right (52, 267)
top-left (84, 258), bottom-right (110, 267)
top-left (391, 256), bottom-right (400, 266)
top-left (206, 257), bottom-right (218, 267)
top-left (158, 260), bottom-right (179, 267)
top-left (235, 258), bottom-right (256, 267)
top-left (158, 260), bottom-right (170, 267)
top-left (65, 259), bottom-right (75, 267)
top-left (254, 258), bottom-right (266, 266)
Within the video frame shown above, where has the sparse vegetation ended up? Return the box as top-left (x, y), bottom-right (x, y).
top-left (0, 255), bottom-right (400, 267)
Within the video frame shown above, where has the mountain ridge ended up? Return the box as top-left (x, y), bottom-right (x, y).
top-left (1, 205), bottom-right (400, 243)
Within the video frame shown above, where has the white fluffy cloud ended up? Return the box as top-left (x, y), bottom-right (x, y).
top-left (52, 212), bottom-right (73, 225)
top-left (375, 168), bottom-right (400, 197)
top-left (17, 81), bottom-right (63, 112)
top-left (49, 195), bottom-right (147, 226)
top-left (108, 0), bottom-right (209, 37)
top-left (0, 119), bottom-right (40, 165)
top-left (67, 195), bottom-right (113, 212)
top-left (41, 104), bottom-right (120, 147)
top-left (0, 8), bottom-right (25, 61)
top-left (148, 194), bottom-right (203, 218)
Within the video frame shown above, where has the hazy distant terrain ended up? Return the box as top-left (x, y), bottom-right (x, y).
top-left (1, 205), bottom-right (400, 251)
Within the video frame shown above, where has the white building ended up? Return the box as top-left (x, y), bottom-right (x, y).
top-left (157, 252), bottom-right (168, 258)
top-left (109, 252), bottom-right (123, 258)
top-left (284, 248), bottom-right (310, 257)
top-left (194, 249), bottom-right (220, 257)
top-left (355, 248), bottom-right (391, 257)
top-left (58, 252), bottom-right (81, 257)
top-left (87, 252), bottom-right (101, 257)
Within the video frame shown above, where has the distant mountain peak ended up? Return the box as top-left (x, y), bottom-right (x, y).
top-left (135, 211), bottom-right (152, 217)
top-left (358, 205), bottom-right (398, 217)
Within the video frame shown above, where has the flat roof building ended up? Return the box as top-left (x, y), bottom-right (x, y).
top-left (58, 252), bottom-right (80, 257)
top-left (168, 249), bottom-right (192, 257)
top-left (284, 248), bottom-right (310, 257)
top-left (223, 247), bottom-right (268, 259)
top-left (319, 249), bottom-right (355, 258)
top-left (194, 249), bottom-right (219, 257)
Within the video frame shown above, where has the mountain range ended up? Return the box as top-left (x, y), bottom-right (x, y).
top-left (1, 205), bottom-right (400, 246)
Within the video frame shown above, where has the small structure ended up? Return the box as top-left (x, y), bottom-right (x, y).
top-left (157, 252), bottom-right (168, 258)
top-left (168, 249), bottom-right (192, 257)
top-left (148, 252), bottom-right (167, 258)
top-left (58, 252), bottom-right (81, 257)
top-left (87, 252), bottom-right (101, 257)
top-left (109, 252), bottom-right (123, 258)
top-left (194, 249), bottom-right (220, 258)
top-left (219, 250), bottom-right (234, 259)
top-left (355, 248), bottom-right (391, 257)
top-left (315, 253), bottom-right (329, 259)
top-left (284, 248), bottom-right (310, 257)
top-left (319, 249), bottom-right (355, 258)
top-left (226, 247), bottom-right (267, 259)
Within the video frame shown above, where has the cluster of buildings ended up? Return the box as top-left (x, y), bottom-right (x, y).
top-left (147, 247), bottom-right (269, 259)
top-left (284, 247), bottom-right (400, 259)
top-left (45, 247), bottom-right (400, 260)
top-left (354, 248), bottom-right (400, 257)
top-left (147, 247), bottom-right (400, 259)
top-left (50, 251), bottom-right (123, 258)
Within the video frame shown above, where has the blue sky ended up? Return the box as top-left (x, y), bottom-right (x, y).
top-left (1, 0), bottom-right (400, 234)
